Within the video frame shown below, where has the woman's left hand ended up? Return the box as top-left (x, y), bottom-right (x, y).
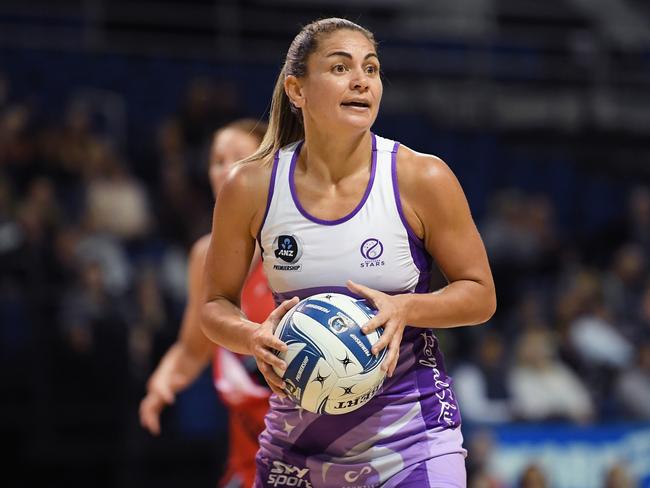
top-left (346, 280), bottom-right (408, 377)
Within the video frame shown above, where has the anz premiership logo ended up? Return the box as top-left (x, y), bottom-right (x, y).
top-left (273, 234), bottom-right (303, 271)
top-left (267, 460), bottom-right (312, 488)
top-left (359, 238), bottom-right (385, 268)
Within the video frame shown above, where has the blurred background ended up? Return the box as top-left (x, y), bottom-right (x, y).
top-left (1, 0), bottom-right (649, 487)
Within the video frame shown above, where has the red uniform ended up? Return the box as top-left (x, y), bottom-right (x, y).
top-left (213, 259), bottom-right (275, 488)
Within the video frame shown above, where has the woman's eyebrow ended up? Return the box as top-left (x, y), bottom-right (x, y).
top-left (326, 51), bottom-right (378, 60)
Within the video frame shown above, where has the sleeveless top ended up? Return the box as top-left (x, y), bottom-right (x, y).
top-left (255, 134), bottom-right (464, 488)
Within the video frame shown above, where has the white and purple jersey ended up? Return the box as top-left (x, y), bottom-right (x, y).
top-left (256, 134), bottom-right (465, 488)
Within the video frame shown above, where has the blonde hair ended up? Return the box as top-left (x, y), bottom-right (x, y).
top-left (239, 18), bottom-right (376, 166)
top-left (215, 118), bottom-right (268, 146)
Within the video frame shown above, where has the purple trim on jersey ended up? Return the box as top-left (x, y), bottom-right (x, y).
top-left (289, 134), bottom-right (378, 226)
top-left (256, 149), bottom-right (281, 252)
top-left (273, 287), bottom-right (410, 305)
top-left (274, 286), bottom-right (360, 304)
top-left (391, 140), bottom-right (433, 293)
top-left (390, 141), bottom-right (425, 247)
top-left (411, 238), bottom-right (433, 293)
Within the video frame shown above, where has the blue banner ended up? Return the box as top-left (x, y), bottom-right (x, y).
top-left (483, 424), bottom-right (650, 488)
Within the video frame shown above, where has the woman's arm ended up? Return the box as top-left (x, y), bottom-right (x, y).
top-left (201, 162), bottom-right (294, 396)
top-left (395, 147), bottom-right (496, 326)
top-left (351, 146), bottom-right (496, 375)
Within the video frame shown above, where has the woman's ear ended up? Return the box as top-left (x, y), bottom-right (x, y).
top-left (284, 75), bottom-right (305, 109)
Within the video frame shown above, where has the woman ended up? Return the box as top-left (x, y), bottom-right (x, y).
top-left (202, 18), bottom-right (496, 488)
top-left (139, 119), bottom-right (275, 488)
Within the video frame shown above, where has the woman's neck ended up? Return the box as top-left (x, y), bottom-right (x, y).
top-left (299, 126), bottom-right (373, 183)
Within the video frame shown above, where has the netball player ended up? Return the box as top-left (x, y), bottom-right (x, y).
top-left (201, 19), bottom-right (496, 488)
top-left (139, 119), bottom-right (274, 488)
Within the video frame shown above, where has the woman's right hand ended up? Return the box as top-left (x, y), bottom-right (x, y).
top-left (248, 297), bottom-right (299, 397)
top-left (139, 371), bottom-right (188, 435)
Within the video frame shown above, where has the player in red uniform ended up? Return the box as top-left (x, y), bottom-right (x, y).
top-left (139, 119), bottom-right (272, 488)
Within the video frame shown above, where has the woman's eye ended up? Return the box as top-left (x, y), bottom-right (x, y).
top-left (366, 65), bottom-right (378, 75)
top-left (333, 64), bottom-right (347, 73)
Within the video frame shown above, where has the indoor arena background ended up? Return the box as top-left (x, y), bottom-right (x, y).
top-left (0, 1), bottom-right (649, 487)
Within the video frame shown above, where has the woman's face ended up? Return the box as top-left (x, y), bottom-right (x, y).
top-left (209, 128), bottom-right (259, 197)
top-left (291, 29), bottom-right (382, 134)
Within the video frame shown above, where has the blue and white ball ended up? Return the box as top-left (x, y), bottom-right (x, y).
top-left (273, 293), bottom-right (387, 415)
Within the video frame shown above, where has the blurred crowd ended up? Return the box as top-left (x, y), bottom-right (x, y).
top-left (0, 73), bottom-right (238, 485)
top-left (0, 67), bottom-right (648, 487)
top-left (450, 185), bottom-right (650, 427)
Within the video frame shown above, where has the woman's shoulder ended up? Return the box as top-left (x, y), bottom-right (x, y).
top-left (190, 234), bottom-right (212, 263)
top-left (220, 157), bottom-right (274, 206)
top-left (395, 143), bottom-right (459, 196)
top-left (227, 157), bottom-right (274, 190)
top-left (218, 157), bottom-right (276, 234)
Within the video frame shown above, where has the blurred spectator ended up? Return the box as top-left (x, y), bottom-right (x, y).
top-left (483, 189), bottom-right (540, 268)
top-left (0, 103), bottom-right (36, 179)
top-left (604, 462), bottom-right (638, 488)
top-left (84, 142), bottom-right (151, 241)
top-left (568, 307), bottom-right (634, 370)
top-left (153, 117), bottom-right (211, 249)
top-left (483, 191), bottom-right (561, 271)
top-left (75, 233), bottom-right (132, 296)
top-left (517, 464), bottom-right (548, 488)
top-left (58, 102), bottom-right (101, 176)
top-left (603, 243), bottom-right (648, 334)
top-left (509, 327), bottom-right (595, 423)
top-left (615, 341), bottom-right (650, 420)
top-left (482, 190), bottom-right (562, 312)
top-left (554, 267), bottom-right (633, 418)
top-left (557, 270), bottom-right (632, 368)
top-left (156, 157), bottom-right (209, 249)
top-left (453, 332), bottom-right (513, 424)
top-left (466, 429), bottom-right (503, 488)
top-left (59, 259), bottom-right (129, 357)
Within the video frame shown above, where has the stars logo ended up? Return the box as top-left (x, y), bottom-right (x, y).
top-left (312, 370), bottom-right (329, 388)
top-left (338, 352), bottom-right (354, 373)
top-left (340, 385), bottom-right (355, 396)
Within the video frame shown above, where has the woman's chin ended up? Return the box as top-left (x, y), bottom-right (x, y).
top-left (337, 113), bottom-right (375, 132)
